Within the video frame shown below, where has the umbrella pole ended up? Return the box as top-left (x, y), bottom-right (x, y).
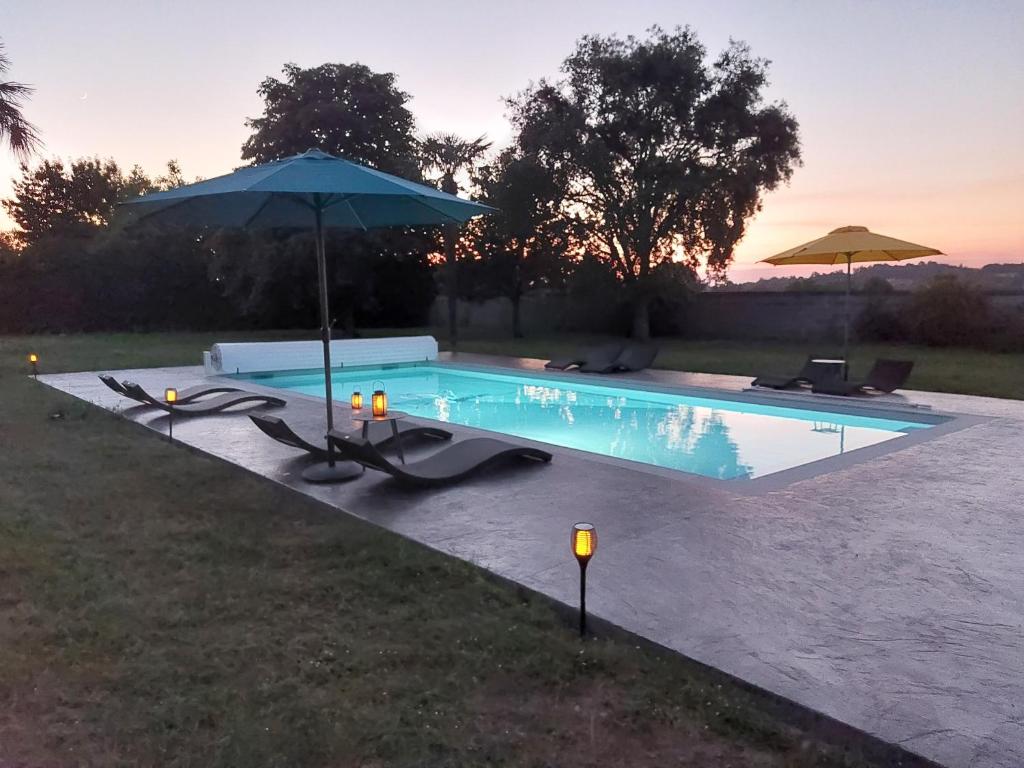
top-left (314, 206), bottom-right (335, 463)
top-left (843, 255), bottom-right (851, 380)
top-left (302, 201), bottom-right (363, 484)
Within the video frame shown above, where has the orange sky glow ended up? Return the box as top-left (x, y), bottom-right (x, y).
top-left (1, 0), bottom-right (1021, 282)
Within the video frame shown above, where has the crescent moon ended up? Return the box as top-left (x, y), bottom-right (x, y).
top-left (80, 92), bottom-right (88, 100)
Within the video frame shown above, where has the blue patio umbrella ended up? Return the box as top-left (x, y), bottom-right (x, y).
top-left (122, 149), bottom-right (494, 481)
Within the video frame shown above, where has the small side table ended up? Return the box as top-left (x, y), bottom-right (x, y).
top-left (812, 358), bottom-right (848, 380)
top-left (350, 410), bottom-right (409, 464)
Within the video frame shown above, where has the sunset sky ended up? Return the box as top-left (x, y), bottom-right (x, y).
top-left (2, 0), bottom-right (1021, 281)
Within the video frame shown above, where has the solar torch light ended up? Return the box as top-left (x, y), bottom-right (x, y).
top-left (164, 387), bottom-right (178, 442)
top-left (571, 522), bottom-right (597, 638)
top-left (371, 381), bottom-right (388, 418)
top-left (350, 389), bottom-right (363, 410)
top-left (28, 353), bottom-right (39, 378)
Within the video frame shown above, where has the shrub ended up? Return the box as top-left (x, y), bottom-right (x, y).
top-left (907, 276), bottom-right (991, 347)
top-left (984, 306), bottom-right (1024, 352)
top-left (856, 295), bottom-right (908, 342)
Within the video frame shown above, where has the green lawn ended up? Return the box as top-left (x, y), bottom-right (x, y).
top-left (9, 327), bottom-right (1021, 399)
top-left (0, 330), bottom-right (904, 767)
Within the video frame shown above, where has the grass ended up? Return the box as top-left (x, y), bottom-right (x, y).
top-left (0, 330), bottom-right (949, 767)
top-left (9, 327), bottom-right (1021, 399)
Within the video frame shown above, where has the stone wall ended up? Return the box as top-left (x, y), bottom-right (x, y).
top-left (687, 291), bottom-right (1024, 341)
top-left (432, 291), bottom-right (1024, 341)
top-left (686, 292), bottom-right (877, 341)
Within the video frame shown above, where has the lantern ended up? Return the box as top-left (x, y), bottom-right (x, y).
top-left (350, 390), bottom-right (363, 410)
top-left (371, 388), bottom-right (388, 418)
top-left (164, 387), bottom-right (178, 404)
top-left (28, 353), bottom-right (38, 378)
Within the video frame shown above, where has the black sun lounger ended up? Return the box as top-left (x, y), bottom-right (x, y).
top-left (100, 374), bottom-right (241, 404)
top-left (811, 359), bottom-right (914, 396)
top-left (122, 383), bottom-right (284, 414)
top-left (250, 414), bottom-right (452, 460)
top-left (580, 342), bottom-right (660, 374)
top-left (751, 356), bottom-right (836, 390)
top-left (326, 431), bottom-right (552, 488)
top-left (545, 342), bottom-right (624, 371)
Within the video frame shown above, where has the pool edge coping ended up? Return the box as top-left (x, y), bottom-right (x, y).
top-left (221, 357), bottom-right (988, 497)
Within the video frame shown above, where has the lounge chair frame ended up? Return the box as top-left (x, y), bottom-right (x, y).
top-left (752, 356), bottom-right (838, 390)
top-left (581, 342), bottom-right (659, 374)
top-left (326, 432), bottom-right (551, 487)
top-left (250, 414), bottom-right (452, 460)
top-left (545, 342), bottom-right (624, 371)
top-left (100, 374), bottom-right (241, 404)
top-left (122, 383), bottom-right (284, 414)
top-left (812, 359), bottom-right (914, 396)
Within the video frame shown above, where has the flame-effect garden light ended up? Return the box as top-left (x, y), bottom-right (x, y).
top-left (571, 522), bottom-right (597, 637)
top-left (28, 353), bottom-right (38, 378)
top-left (165, 387), bottom-right (178, 442)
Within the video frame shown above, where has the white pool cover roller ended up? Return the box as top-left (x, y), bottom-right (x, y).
top-left (204, 336), bottom-right (438, 375)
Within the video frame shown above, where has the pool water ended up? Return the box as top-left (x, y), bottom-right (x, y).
top-left (241, 364), bottom-right (934, 480)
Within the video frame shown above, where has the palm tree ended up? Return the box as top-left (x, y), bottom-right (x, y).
top-left (0, 42), bottom-right (41, 160)
top-left (420, 133), bottom-right (491, 349)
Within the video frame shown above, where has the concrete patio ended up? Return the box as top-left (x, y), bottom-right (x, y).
top-left (40, 353), bottom-right (1024, 768)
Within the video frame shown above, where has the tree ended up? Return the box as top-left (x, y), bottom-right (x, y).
top-left (420, 133), bottom-right (491, 348)
top-left (3, 157), bottom-right (152, 246)
top-left (469, 148), bottom-right (572, 337)
top-left (0, 42), bottom-right (40, 160)
top-left (242, 62), bottom-right (418, 176)
top-left (0, 159), bottom-right (233, 334)
top-left (153, 159), bottom-right (189, 190)
top-left (510, 26), bottom-right (801, 338)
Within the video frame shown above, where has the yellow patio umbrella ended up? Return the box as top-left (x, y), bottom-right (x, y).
top-left (760, 225), bottom-right (942, 370)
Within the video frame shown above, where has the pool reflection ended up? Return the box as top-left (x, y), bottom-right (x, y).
top-left (270, 367), bottom-right (916, 480)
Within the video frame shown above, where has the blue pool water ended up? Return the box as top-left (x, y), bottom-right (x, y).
top-left (241, 364), bottom-right (934, 480)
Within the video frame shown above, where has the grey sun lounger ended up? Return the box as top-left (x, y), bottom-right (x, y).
top-left (811, 359), bottom-right (914, 396)
top-left (545, 342), bottom-right (624, 371)
top-left (99, 374), bottom-right (241, 404)
top-left (580, 342), bottom-right (660, 374)
top-left (250, 414), bottom-right (452, 460)
top-left (121, 383), bottom-right (284, 414)
top-left (751, 356), bottom-right (836, 390)
top-left (326, 431), bottom-right (552, 488)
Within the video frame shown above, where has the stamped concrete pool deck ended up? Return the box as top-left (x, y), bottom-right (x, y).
top-left (40, 353), bottom-right (1024, 768)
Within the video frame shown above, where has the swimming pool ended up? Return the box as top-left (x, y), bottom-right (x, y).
top-left (240, 364), bottom-right (936, 480)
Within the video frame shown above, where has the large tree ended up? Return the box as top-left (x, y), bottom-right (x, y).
top-left (0, 42), bottom-right (40, 160)
top-left (469, 148), bottom-right (573, 337)
top-left (419, 133), bottom-right (491, 348)
top-left (510, 26), bottom-right (801, 338)
top-left (242, 62), bottom-right (418, 176)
